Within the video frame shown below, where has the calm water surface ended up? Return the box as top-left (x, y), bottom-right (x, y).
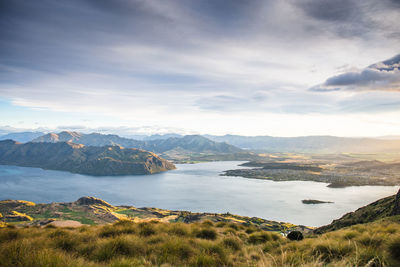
top-left (0, 161), bottom-right (397, 227)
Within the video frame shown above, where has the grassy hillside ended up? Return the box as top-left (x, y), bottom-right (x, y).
top-left (0, 197), bottom-right (306, 233)
top-left (315, 190), bottom-right (400, 234)
top-left (1, 217), bottom-right (400, 266)
top-left (2, 193), bottom-right (400, 266)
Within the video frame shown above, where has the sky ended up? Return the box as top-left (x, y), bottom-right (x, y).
top-left (1, 0), bottom-right (400, 137)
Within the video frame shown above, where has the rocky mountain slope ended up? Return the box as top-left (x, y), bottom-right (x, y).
top-left (0, 140), bottom-right (175, 175)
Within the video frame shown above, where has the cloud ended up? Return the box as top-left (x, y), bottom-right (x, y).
top-left (311, 54), bottom-right (400, 92)
top-left (293, 0), bottom-right (400, 39)
top-left (1, 0), bottom-right (400, 135)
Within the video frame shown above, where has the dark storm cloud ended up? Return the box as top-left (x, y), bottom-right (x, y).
top-left (311, 54), bottom-right (400, 92)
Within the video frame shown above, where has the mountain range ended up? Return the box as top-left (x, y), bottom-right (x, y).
top-left (0, 140), bottom-right (175, 175)
top-left (32, 131), bottom-right (242, 154)
top-left (3, 131), bottom-right (400, 153)
top-left (205, 134), bottom-right (400, 153)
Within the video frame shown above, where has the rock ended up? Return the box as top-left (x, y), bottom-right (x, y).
top-left (48, 220), bottom-right (83, 228)
top-left (75, 196), bottom-right (114, 208)
top-left (287, 231), bottom-right (304, 241)
top-left (302, 199), bottom-right (333, 204)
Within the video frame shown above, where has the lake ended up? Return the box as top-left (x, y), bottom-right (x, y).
top-left (0, 161), bottom-right (398, 227)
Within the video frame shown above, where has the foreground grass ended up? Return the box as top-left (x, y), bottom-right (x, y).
top-left (1, 218), bottom-right (400, 266)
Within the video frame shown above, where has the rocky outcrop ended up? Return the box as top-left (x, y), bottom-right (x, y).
top-left (75, 196), bottom-right (113, 208)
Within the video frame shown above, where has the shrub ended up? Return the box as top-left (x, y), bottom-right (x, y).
top-left (388, 237), bottom-right (400, 262)
top-left (222, 238), bottom-right (241, 251)
top-left (139, 225), bottom-right (156, 237)
top-left (227, 223), bottom-right (239, 230)
top-left (0, 229), bottom-right (20, 242)
top-left (190, 253), bottom-right (217, 266)
top-left (356, 234), bottom-right (384, 248)
top-left (196, 229), bottom-right (217, 240)
top-left (312, 241), bottom-right (353, 262)
top-left (99, 225), bottom-right (135, 238)
top-left (287, 231), bottom-right (303, 241)
top-left (95, 237), bottom-right (144, 261)
top-left (245, 228), bottom-right (255, 234)
top-left (343, 231), bottom-right (357, 240)
top-left (159, 239), bottom-right (194, 262)
top-left (54, 236), bottom-right (78, 252)
top-left (248, 232), bottom-right (271, 244)
top-left (113, 220), bottom-right (135, 227)
top-left (168, 224), bottom-right (189, 236)
top-left (48, 229), bottom-right (69, 238)
top-left (216, 222), bottom-right (226, 228)
top-left (202, 220), bottom-right (214, 227)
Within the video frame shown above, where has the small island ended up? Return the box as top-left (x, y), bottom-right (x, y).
top-left (302, 199), bottom-right (333, 204)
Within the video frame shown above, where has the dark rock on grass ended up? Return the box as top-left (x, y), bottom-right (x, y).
top-left (287, 231), bottom-right (304, 241)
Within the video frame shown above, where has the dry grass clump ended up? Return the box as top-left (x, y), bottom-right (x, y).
top-left (0, 218), bottom-right (399, 266)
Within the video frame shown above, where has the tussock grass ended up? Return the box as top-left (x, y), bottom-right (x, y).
top-left (0, 218), bottom-right (400, 266)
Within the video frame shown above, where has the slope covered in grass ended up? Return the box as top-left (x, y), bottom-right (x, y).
top-left (316, 189), bottom-right (400, 233)
top-left (1, 217), bottom-right (400, 266)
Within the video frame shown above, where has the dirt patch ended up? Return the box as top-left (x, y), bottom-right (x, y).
top-left (48, 220), bottom-right (83, 228)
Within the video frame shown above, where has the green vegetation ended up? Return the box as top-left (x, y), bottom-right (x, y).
top-left (1, 218), bottom-right (400, 266)
top-left (0, 197), bottom-right (308, 233)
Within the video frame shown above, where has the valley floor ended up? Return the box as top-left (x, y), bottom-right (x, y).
top-left (222, 153), bottom-right (400, 187)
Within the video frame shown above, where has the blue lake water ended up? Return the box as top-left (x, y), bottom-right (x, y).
top-left (0, 161), bottom-right (398, 227)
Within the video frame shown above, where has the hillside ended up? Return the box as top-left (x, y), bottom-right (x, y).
top-left (1, 196), bottom-right (400, 266)
top-left (0, 196), bottom-right (306, 232)
top-left (0, 140), bottom-right (175, 175)
top-left (315, 189), bottom-right (400, 233)
top-left (33, 132), bottom-right (242, 155)
top-left (206, 134), bottom-right (400, 153)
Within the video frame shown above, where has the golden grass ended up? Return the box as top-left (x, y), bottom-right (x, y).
top-left (0, 218), bottom-right (399, 266)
